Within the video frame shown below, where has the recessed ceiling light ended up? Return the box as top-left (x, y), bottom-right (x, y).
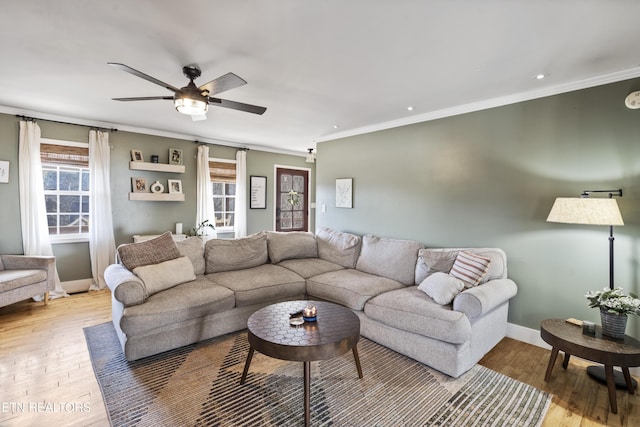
top-left (407, 106), bottom-right (414, 111)
top-left (333, 124), bottom-right (340, 129)
top-left (536, 74), bottom-right (545, 80)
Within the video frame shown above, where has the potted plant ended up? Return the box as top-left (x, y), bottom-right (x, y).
top-left (585, 287), bottom-right (640, 338)
top-left (188, 220), bottom-right (216, 239)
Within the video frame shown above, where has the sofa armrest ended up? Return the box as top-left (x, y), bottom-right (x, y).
top-left (453, 278), bottom-right (517, 319)
top-left (1, 255), bottom-right (56, 291)
top-left (104, 263), bottom-right (146, 307)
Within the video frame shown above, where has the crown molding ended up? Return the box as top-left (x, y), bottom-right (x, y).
top-left (317, 66), bottom-right (640, 143)
top-left (0, 105), bottom-right (305, 158)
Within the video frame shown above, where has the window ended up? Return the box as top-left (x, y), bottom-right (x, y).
top-left (209, 159), bottom-right (236, 231)
top-left (41, 139), bottom-right (90, 242)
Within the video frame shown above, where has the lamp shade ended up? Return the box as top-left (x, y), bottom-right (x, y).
top-left (546, 197), bottom-right (624, 226)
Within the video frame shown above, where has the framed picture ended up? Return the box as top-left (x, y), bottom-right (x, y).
top-left (0, 160), bottom-right (9, 184)
top-left (130, 149), bottom-right (144, 162)
top-left (250, 175), bottom-right (267, 209)
top-left (169, 148), bottom-right (183, 165)
top-left (131, 177), bottom-right (147, 193)
top-left (336, 178), bottom-right (353, 208)
top-left (168, 179), bottom-right (182, 194)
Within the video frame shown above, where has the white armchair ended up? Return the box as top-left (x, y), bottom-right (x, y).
top-left (0, 255), bottom-right (56, 308)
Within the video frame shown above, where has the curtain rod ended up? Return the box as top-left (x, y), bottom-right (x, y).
top-left (194, 140), bottom-right (249, 150)
top-left (16, 115), bottom-right (118, 133)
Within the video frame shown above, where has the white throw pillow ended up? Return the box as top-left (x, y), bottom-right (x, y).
top-left (417, 272), bottom-right (465, 305)
top-left (133, 256), bottom-right (196, 297)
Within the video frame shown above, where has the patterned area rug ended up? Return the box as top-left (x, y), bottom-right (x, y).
top-left (84, 322), bottom-right (550, 426)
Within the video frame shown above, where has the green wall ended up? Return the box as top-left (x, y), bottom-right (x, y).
top-left (0, 113), bottom-right (312, 281)
top-left (316, 78), bottom-right (640, 336)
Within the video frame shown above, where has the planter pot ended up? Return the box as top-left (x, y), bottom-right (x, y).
top-left (600, 308), bottom-right (628, 339)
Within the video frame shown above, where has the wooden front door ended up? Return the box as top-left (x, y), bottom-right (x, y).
top-left (275, 168), bottom-right (309, 232)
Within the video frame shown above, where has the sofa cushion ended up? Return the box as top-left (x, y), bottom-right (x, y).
top-left (120, 276), bottom-right (236, 336)
top-left (316, 227), bottom-right (361, 268)
top-left (267, 231), bottom-right (318, 264)
top-left (176, 236), bottom-right (205, 275)
top-left (0, 269), bottom-right (47, 293)
top-left (117, 231), bottom-right (182, 271)
top-left (356, 234), bottom-right (423, 285)
top-left (205, 232), bottom-right (268, 274)
top-left (364, 287), bottom-right (472, 344)
top-left (306, 269), bottom-right (405, 310)
top-left (133, 256), bottom-right (196, 298)
top-left (449, 250), bottom-right (491, 288)
top-left (415, 248), bottom-right (507, 285)
top-left (277, 258), bottom-right (344, 279)
top-left (207, 264), bottom-right (305, 307)
top-left (417, 272), bottom-right (465, 305)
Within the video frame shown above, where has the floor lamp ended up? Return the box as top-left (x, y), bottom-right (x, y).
top-left (546, 189), bottom-right (632, 387)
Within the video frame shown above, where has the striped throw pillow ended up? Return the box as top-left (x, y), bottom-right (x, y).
top-left (449, 250), bottom-right (491, 288)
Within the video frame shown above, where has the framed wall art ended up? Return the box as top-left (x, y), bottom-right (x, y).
top-left (250, 175), bottom-right (267, 209)
top-left (0, 160), bottom-right (9, 184)
top-left (336, 178), bottom-right (353, 208)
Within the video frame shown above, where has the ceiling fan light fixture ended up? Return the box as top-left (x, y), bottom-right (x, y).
top-left (174, 96), bottom-right (208, 115)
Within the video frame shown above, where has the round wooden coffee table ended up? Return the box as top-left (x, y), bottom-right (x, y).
top-left (540, 318), bottom-right (640, 414)
top-left (240, 300), bottom-right (363, 426)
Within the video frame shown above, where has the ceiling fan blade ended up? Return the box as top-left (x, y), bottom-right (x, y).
top-left (199, 72), bottom-right (247, 96)
top-left (209, 97), bottom-right (267, 115)
top-left (108, 62), bottom-right (181, 93)
top-left (112, 96), bottom-right (174, 101)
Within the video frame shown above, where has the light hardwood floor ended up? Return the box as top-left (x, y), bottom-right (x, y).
top-left (0, 289), bottom-right (638, 426)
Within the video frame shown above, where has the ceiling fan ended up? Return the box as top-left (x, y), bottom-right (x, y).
top-left (108, 62), bottom-right (266, 121)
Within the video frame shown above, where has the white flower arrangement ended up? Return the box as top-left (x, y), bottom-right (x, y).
top-left (585, 287), bottom-right (640, 316)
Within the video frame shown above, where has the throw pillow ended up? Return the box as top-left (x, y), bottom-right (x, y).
top-left (133, 256), bottom-right (196, 297)
top-left (316, 227), bottom-right (362, 269)
top-left (449, 250), bottom-right (491, 288)
top-left (417, 272), bottom-right (465, 305)
top-left (176, 236), bottom-right (205, 275)
top-left (117, 231), bottom-right (182, 271)
top-left (205, 231), bottom-right (268, 274)
top-left (267, 231), bottom-right (318, 264)
top-left (355, 234), bottom-right (423, 285)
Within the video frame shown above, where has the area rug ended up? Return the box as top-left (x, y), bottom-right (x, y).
top-left (84, 322), bottom-right (551, 426)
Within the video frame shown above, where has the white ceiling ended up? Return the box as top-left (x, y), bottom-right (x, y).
top-left (1, 1), bottom-right (639, 155)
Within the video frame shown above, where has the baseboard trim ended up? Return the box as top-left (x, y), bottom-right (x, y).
top-left (61, 278), bottom-right (94, 294)
top-left (506, 322), bottom-right (640, 377)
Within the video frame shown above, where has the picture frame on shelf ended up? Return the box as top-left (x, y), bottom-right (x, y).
top-left (250, 175), bottom-right (267, 209)
top-left (169, 148), bottom-right (183, 165)
top-left (132, 177), bottom-right (147, 193)
top-left (130, 149), bottom-right (144, 162)
top-left (168, 179), bottom-right (182, 194)
top-left (0, 160), bottom-right (9, 184)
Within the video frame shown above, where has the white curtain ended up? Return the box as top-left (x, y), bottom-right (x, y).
top-left (18, 120), bottom-right (66, 298)
top-left (196, 145), bottom-right (216, 238)
top-left (235, 150), bottom-right (247, 238)
top-left (88, 130), bottom-right (116, 290)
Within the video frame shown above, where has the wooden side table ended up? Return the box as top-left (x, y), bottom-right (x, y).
top-left (540, 318), bottom-right (640, 414)
top-left (240, 300), bottom-right (363, 427)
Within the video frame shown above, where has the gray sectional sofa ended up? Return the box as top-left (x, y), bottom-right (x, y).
top-left (104, 227), bottom-right (517, 378)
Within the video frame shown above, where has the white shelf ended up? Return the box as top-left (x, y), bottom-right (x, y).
top-left (129, 161), bottom-right (185, 173)
top-left (129, 193), bottom-right (185, 202)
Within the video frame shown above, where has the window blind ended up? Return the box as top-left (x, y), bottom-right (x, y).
top-left (209, 161), bottom-right (236, 183)
top-left (41, 143), bottom-right (89, 167)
